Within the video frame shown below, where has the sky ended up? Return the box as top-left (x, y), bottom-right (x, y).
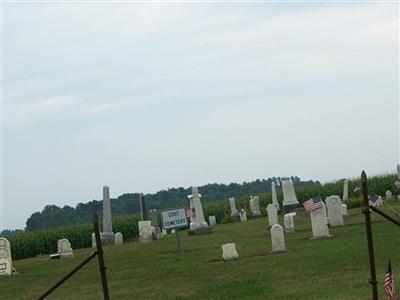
top-left (1, 2), bottom-right (399, 230)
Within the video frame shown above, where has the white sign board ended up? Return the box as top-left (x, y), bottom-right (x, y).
top-left (161, 208), bottom-right (188, 230)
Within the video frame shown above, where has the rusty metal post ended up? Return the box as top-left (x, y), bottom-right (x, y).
top-left (369, 206), bottom-right (400, 227)
top-left (37, 252), bottom-right (98, 300)
top-left (93, 213), bottom-right (110, 300)
top-left (361, 171), bottom-right (379, 300)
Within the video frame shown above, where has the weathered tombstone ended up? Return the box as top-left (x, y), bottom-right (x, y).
top-left (310, 202), bottom-right (331, 238)
top-left (282, 180), bottom-right (299, 213)
top-left (162, 228), bottom-right (167, 236)
top-left (138, 221), bottom-right (153, 243)
top-left (341, 204), bottom-right (348, 216)
top-left (221, 243), bottom-right (239, 261)
top-left (267, 204), bottom-right (278, 227)
top-left (343, 179), bottom-right (349, 201)
top-left (149, 209), bottom-right (161, 240)
top-left (229, 197), bottom-right (240, 223)
top-left (0, 238), bottom-right (13, 276)
top-left (139, 193), bottom-right (149, 221)
top-left (239, 209), bottom-right (247, 222)
top-left (386, 190), bottom-right (393, 201)
top-left (58, 238), bottom-right (73, 258)
top-left (284, 214), bottom-right (295, 233)
top-left (101, 186), bottom-right (115, 244)
top-left (271, 182), bottom-right (280, 211)
top-left (188, 186), bottom-right (212, 235)
top-left (325, 195), bottom-right (344, 227)
top-left (250, 196), bottom-right (262, 218)
top-left (115, 232), bottom-right (123, 245)
top-left (270, 224), bottom-right (286, 253)
top-left (209, 215), bottom-right (216, 226)
top-left (91, 232), bottom-right (96, 248)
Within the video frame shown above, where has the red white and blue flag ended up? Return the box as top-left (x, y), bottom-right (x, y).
top-left (368, 194), bottom-right (383, 207)
top-left (385, 260), bottom-right (395, 297)
top-left (303, 196), bottom-right (323, 212)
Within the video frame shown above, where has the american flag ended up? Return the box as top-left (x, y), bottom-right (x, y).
top-left (186, 208), bottom-right (196, 218)
top-left (303, 196), bottom-right (323, 212)
top-left (385, 261), bottom-right (395, 297)
top-left (368, 195), bottom-right (383, 207)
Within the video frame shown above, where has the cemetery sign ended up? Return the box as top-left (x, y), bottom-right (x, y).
top-left (161, 208), bottom-right (188, 230)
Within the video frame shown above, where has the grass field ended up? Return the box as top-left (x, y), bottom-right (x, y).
top-left (1, 204), bottom-right (399, 300)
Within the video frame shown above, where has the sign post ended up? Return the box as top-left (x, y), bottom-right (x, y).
top-left (161, 207), bottom-right (188, 252)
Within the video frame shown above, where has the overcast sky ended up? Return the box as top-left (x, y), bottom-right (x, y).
top-left (2, 2), bottom-right (398, 230)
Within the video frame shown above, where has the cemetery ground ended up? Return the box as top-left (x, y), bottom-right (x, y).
top-left (1, 204), bottom-right (399, 300)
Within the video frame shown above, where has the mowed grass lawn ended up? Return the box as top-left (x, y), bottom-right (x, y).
top-left (1, 204), bottom-right (400, 300)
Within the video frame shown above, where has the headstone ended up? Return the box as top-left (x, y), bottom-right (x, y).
top-left (115, 232), bottom-right (123, 245)
top-left (270, 224), bottom-right (286, 253)
top-left (282, 180), bottom-right (299, 213)
top-left (341, 204), bottom-right (348, 216)
top-left (149, 209), bottom-right (159, 228)
top-left (138, 221), bottom-right (153, 243)
top-left (152, 227), bottom-right (162, 240)
top-left (188, 186), bottom-right (212, 235)
top-left (139, 193), bottom-right (149, 221)
top-left (271, 182), bottom-right (280, 211)
top-left (284, 214), bottom-right (295, 233)
top-left (343, 179), bottom-right (349, 201)
top-left (386, 190), bottom-right (393, 201)
top-left (325, 195), bottom-right (344, 227)
top-left (250, 196), bottom-right (262, 218)
top-left (171, 229), bottom-right (176, 234)
top-left (267, 204), bottom-right (278, 227)
top-left (0, 238), bottom-right (12, 276)
top-left (239, 209), bottom-right (247, 222)
top-left (162, 228), bottom-right (167, 236)
top-left (91, 233), bottom-right (96, 248)
top-left (310, 202), bottom-right (331, 238)
top-left (221, 243), bottom-right (239, 261)
top-left (101, 186), bottom-right (115, 244)
top-left (209, 215), bottom-right (216, 226)
top-left (229, 197), bottom-right (240, 223)
top-left (58, 238), bottom-right (73, 258)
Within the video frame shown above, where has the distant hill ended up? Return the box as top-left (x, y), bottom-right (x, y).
top-left (23, 176), bottom-right (317, 231)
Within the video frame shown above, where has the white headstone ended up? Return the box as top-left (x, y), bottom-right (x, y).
top-left (188, 187), bottom-right (208, 230)
top-left (284, 214), bottom-right (295, 233)
top-left (271, 182), bottom-right (280, 211)
top-left (229, 197), bottom-right (238, 216)
top-left (115, 232), bottom-right (123, 245)
top-left (250, 196), bottom-right (262, 217)
top-left (209, 215), bottom-right (216, 226)
top-left (271, 224), bottom-right (286, 252)
top-left (267, 204), bottom-right (278, 227)
top-left (138, 221), bottom-right (153, 243)
top-left (221, 243), bottom-right (239, 261)
top-left (91, 233), bottom-right (96, 248)
top-left (343, 179), bottom-right (349, 201)
top-left (282, 180), bottom-right (299, 210)
top-left (310, 202), bottom-right (330, 238)
top-left (58, 238), bottom-right (73, 258)
top-left (325, 195), bottom-right (344, 227)
top-left (239, 209), bottom-right (247, 221)
top-left (162, 228), bottom-right (167, 236)
top-left (102, 186), bottom-right (115, 244)
top-left (386, 190), bottom-right (393, 201)
top-left (341, 204), bottom-right (348, 216)
top-left (0, 238), bottom-right (12, 276)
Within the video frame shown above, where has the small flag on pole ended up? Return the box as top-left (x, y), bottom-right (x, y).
top-left (385, 260), bottom-right (395, 297)
top-left (303, 196), bottom-right (323, 212)
top-left (186, 208), bottom-right (196, 218)
top-left (368, 194), bottom-right (384, 207)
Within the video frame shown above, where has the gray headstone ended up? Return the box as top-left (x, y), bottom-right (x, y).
top-left (282, 180), bottom-right (299, 213)
top-left (343, 179), bottom-right (349, 201)
top-left (0, 238), bottom-right (12, 276)
top-left (271, 182), bottom-right (280, 211)
top-left (310, 202), bottom-right (331, 238)
top-left (229, 197), bottom-right (240, 223)
top-left (139, 193), bottom-right (149, 221)
top-left (250, 196), bottom-right (262, 218)
top-left (267, 204), bottom-right (278, 227)
top-left (115, 232), bottom-right (123, 245)
top-left (102, 186), bottom-right (115, 244)
top-left (209, 215), bottom-right (216, 226)
top-left (326, 195), bottom-right (344, 227)
top-left (222, 243), bottom-right (239, 261)
top-left (284, 214), bottom-right (295, 233)
top-left (239, 209), bottom-right (247, 222)
top-left (138, 221), bottom-right (153, 243)
top-left (58, 238), bottom-right (73, 258)
top-left (271, 224), bottom-right (286, 252)
top-left (149, 209), bottom-right (159, 228)
top-left (188, 186), bottom-right (208, 231)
